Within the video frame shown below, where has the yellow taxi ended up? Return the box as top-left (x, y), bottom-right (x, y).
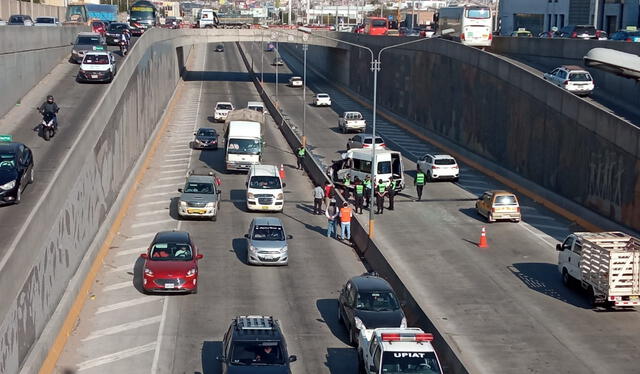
top-left (510, 28), bottom-right (533, 38)
top-left (475, 190), bottom-right (521, 223)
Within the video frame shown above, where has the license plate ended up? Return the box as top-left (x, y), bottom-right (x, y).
top-left (165, 283), bottom-right (175, 289)
top-left (261, 206), bottom-right (270, 210)
top-left (631, 296), bottom-right (639, 301)
top-left (187, 208), bottom-right (205, 214)
top-left (91, 74), bottom-right (98, 79)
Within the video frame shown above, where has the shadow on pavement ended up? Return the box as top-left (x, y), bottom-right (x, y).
top-left (325, 347), bottom-right (358, 374)
top-left (316, 299), bottom-right (350, 345)
top-left (132, 256), bottom-right (145, 294)
top-left (232, 237), bottom-right (247, 264)
top-left (201, 340), bottom-right (223, 374)
top-left (184, 70), bottom-right (251, 82)
top-left (229, 189), bottom-right (246, 211)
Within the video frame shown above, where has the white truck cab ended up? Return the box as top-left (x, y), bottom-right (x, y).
top-left (357, 327), bottom-right (443, 374)
top-left (246, 165), bottom-right (285, 211)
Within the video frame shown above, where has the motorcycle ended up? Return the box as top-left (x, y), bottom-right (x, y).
top-left (119, 40), bottom-right (128, 56)
top-left (40, 112), bottom-right (57, 141)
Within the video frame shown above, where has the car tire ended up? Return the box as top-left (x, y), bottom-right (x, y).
top-left (28, 168), bottom-right (34, 184)
top-left (211, 215), bottom-right (217, 222)
top-left (357, 352), bottom-right (367, 374)
top-left (191, 287), bottom-right (198, 295)
top-left (453, 177), bottom-right (459, 182)
top-left (427, 172), bottom-right (433, 182)
top-left (488, 213), bottom-right (495, 223)
top-left (562, 268), bottom-right (573, 287)
top-left (14, 186), bottom-right (21, 205)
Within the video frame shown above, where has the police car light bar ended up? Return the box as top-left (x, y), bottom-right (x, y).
top-left (381, 333), bottom-right (434, 342)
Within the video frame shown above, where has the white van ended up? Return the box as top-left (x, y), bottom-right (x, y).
top-left (333, 149), bottom-right (405, 191)
top-left (247, 101), bottom-right (266, 114)
top-left (225, 121), bottom-right (262, 171)
top-left (246, 165), bottom-right (285, 212)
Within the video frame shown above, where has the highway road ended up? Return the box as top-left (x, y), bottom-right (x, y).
top-left (54, 43), bottom-right (362, 374)
top-left (241, 41), bottom-right (640, 373)
top-left (0, 39), bottom-right (135, 262)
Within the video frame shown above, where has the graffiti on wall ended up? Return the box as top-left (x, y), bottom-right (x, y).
top-left (586, 149), bottom-right (624, 218)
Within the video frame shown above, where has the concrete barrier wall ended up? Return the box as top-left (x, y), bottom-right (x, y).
top-left (490, 36), bottom-right (640, 127)
top-left (0, 0), bottom-right (65, 20)
top-left (0, 28), bottom-right (192, 374)
top-left (283, 33), bottom-right (640, 231)
top-left (0, 26), bottom-right (86, 118)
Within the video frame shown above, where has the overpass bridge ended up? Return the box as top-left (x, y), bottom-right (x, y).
top-left (0, 27), bottom-right (639, 374)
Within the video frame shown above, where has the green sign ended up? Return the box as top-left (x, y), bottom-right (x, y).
top-left (92, 45), bottom-right (105, 51)
top-left (0, 135), bottom-right (13, 142)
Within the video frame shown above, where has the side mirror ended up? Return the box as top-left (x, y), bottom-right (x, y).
top-left (556, 244), bottom-right (563, 251)
top-left (140, 253), bottom-right (149, 259)
top-left (196, 253), bottom-right (204, 259)
top-left (282, 182), bottom-right (287, 188)
top-left (289, 355), bottom-right (297, 363)
top-left (244, 234), bottom-right (250, 239)
top-left (287, 234), bottom-right (293, 239)
top-left (178, 188), bottom-right (183, 193)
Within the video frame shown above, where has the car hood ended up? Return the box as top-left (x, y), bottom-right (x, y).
top-left (144, 259), bottom-right (195, 275)
top-left (74, 44), bottom-right (101, 51)
top-left (196, 136), bottom-right (217, 142)
top-left (81, 64), bottom-right (111, 71)
top-left (0, 169), bottom-right (18, 185)
top-left (249, 240), bottom-right (286, 250)
top-left (227, 365), bottom-right (289, 374)
top-left (180, 192), bottom-right (216, 203)
top-left (354, 309), bottom-right (405, 329)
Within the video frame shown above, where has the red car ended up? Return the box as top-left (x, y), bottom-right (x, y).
top-left (140, 231), bottom-right (203, 294)
top-left (91, 20), bottom-right (106, 36)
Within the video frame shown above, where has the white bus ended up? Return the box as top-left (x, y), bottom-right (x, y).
top-left (435, 5), bottom-right (492, 48)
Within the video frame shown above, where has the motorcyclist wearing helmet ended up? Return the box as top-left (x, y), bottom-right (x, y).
top-left (38, 95), bottom-right (59, 130)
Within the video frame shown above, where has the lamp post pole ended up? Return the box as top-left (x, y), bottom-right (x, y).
top-left (275, 41), bottom-right (279, 102)
top-left (302, 43), bottom-right (308, 147)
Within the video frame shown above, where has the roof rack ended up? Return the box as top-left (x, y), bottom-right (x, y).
top-left (236, 316), bottom-right (275, 330)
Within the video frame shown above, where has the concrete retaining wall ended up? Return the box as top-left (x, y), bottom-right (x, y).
top-left (0, 28), bottom-right (192, 374)
top-left (0, 26), bottom-right (86, 118)
top-left (0, 0), bottom-right (65, 20)
top-left (283, 33), bottom-right (640, 231)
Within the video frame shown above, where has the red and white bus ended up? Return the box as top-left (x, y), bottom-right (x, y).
top-left (364, 17), bottom-right (389, 36)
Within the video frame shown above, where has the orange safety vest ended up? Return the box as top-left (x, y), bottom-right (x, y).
top-left (340, 206), bottom-right (352, 223)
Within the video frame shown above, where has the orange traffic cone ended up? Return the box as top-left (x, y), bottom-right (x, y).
top-left (279, 164), bottom-right (286, 180)
top-left (478, 227), bottom-right (488, 248)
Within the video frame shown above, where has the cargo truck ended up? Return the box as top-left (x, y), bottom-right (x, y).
top-left (557, 231), bottom-right (640, 307)
top-left (224, 109), bottom-right (265, 171)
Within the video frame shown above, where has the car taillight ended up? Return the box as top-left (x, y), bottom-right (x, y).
top-left (516, 207), bottom-right (520, 213)
top-left (491, 207), bottom-right (496, 213)
top-left (460, 32), bottom-right (465, 40)
top-left (626, 38), bottom-right (632, 42)
top-left (432, 165), bottom-right (439, 169)
top-left (571, 32), bottom-right (577, 38)
top-left (488, 33), bottom-right (493, 40)
top-left (379, 143), bottom-right (385, 148)
top-left (362, 144), bottom-right (370, 148)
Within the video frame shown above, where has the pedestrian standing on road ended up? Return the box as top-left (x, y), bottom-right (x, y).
top-left (387, 178), bottom-right (396, 211)
top-left (354, 177), bottom-right (364, 214)
top-left (214, 173), bottom-right (222, 187)
top-left (342, 173), bottom-right (351, 200)
top-left (364, 175), bottom-right (372, 208)
top-left (296, 146), bottom-right (306, 170)
top-left (325, 199), bottom-right (338, 238)
top-left (415, 169), bottom-right (425, 201)
top-left (339, 202), bottom-right (352, 241)
top-left (313, 183), bottom-right (324, 215)
top-left (323, 181), bottom-right (334, 209)
top-left (375, 179), bottom-right (387, 214)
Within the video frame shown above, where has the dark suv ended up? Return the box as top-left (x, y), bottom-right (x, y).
top-left (218, 316), bottom-right (297, 374)
top-left (558, 25), bottom-right (597, 39)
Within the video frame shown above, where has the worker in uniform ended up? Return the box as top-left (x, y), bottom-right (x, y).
top-left (387, 178), bottom-right (397, 211)
top-left (339, 202), bottom-right (352, 241)
top-left (363, 175), bottom-right (372, 208)
top-left (342, 173), bottom-right (351, 200)
top-left (415, 169), bottom-right (425, 201)
top-left (296, 146), bottom-right (305, 170)
top-left (375, 179), bottom-right (387, 214)
top-left (353, 177), bottom-right (364, 214)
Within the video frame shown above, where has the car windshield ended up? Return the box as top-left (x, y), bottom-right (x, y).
top-left (216, 104), bottom-right (233, 110)
top-left (183, 182), bottom-right (214, 194)
top-left (230, 341), bottom-right (285, 365)
top-left (466, 8), bottom-right (490, 19)
top-left (569, 72), bottom-right (592, 81)
top-left (197, 129), bottom-right (217, 137)
top-left (346, 113), bottom-right (362, 120)
top-left (252, 225), bottom-right (285, 241)
top-left (92, 21), bottom-right (103, 27)
top-left (317, 94), bottom-right (329, 98)
top-left (371, 19), bottom-right (387, 27)
top-left (83, 55), bottom-right (109, 64)
top-left (248, 105), bottom-right (263, 112)
top-left (576, 26), bottom-right (596, 34)
top-left (227, 139), bottom-right (261, 155)
top-left (364, 137), bottom-right (384, 144)
top-left (9, 16), bottom-right (23, 22)
top-left (0, 154), bottom-right (16, 168)
top-left (355, 290), bottom-right (400, 311)
top-left (249, 176), bottom-right (281, 189)
top-left (149, 242), bottom-right (193, 260)
top-left (377, 161), bottom-right (391, 174)
top-left (434, 158), bottom-right (456, 165)
top-left (381, 351), bottom-right (442, 374)
top-left (36, 17), bottom-right (54, 23)
top-left (76, 36), bottom-right (101, 45)
top-left (494, 195), bottom-right (517, 206)
top-left (108, 24), bottom-right (128, 31)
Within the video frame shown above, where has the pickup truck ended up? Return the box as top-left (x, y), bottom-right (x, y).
top-left (357, 326), bottom-right (443, 374)
top-left (338, 111), bottom-right (366, 133)
top-left (177, 169), bottom-right (221, 221)
top-left (558, 231), bottom-right (640, 307)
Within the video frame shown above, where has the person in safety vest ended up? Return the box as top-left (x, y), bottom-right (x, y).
top-left (387, 178), bottom-right (397, 211)
top-left (363, 175), bottom-right (372, 208)
top-left (296, 146), bottom-right (306, 170)
top-left (339, 202), bottom-right (352, 241)
top-left (415, 169), bottom-right (425, 201)
top-left (353, 177), bottom-right (364, 214)
top-left (375, 179), bottom-right (387, 214)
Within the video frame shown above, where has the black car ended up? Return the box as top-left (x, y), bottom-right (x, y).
top-left (272, 57), bottom-right (284, 66)
top-left (192, 128), bottom-right (218, 150)
top-left (130, 26), bottom-right (144, 37)
top-left (218, 316), bottom-right (297, 374)
top-left (215, 44), bottom-right (224, 52)
top-left (558, 24), bottom-right (597, 39)
top-left (105, 22), bottom-right (131, 45)
top-left (8, 14), bottom-right (33, 26)
top-left (0, 141), bottom-right (34, 204)
top-left (338, 273), bottom-right (406, 346)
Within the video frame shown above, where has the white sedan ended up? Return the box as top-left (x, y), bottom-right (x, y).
top-left (288, 76), bottom-right (303, 87)
top-left (313, 93), bottom-right (331, 106)
top-left (417, 154), bottom-right (459, 182)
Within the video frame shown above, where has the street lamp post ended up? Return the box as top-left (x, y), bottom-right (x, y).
top-left (275, 41), bottom-right (279, 103)
top-left (261, 30), bottom-right (264, 86)
top-left (302, 43), bottom-right (308, 147)
top-left (298, 27), bottom-right (433, 237)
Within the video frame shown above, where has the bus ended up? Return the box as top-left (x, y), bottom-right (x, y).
top-left (435, 5), bottom-right (492, 48)
top-left (65, 3), bottom-right (118, 24)
top-left (364, 17), bottom-right (389, 36)
top-left (129, 0), bottom-right (159, 30)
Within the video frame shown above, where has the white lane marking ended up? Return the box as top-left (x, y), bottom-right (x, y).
top-left (115, 247), bottom-right (147, 257)
top-left (76, 342), bottom-right (157, 371)
top-left (520, 206), bottom-right (538, 211)
top-left (96, 296), bottom-right (161, 314)
top-left (107, 264), bottom-right (132, 273)
top-left (145, 182), bottom-right (182, 190)
top-left (102, 281), bottom-right (133, 292)
top-left (151, 47), bottom-right (206, 374)
top-left (162, 157), bottom-right (190, 162)
top-left (131, 219), bottom-right (176, 229)
top-left (82, 316), bottom-right (162, 341)
top-left (124, 232), bottom-right (157, 241)
top-left (157, 175), bottom-right (184, 181)
top-left (519, 223), bottom-right (558, 248)
top-left (140, 191), bottom-right (175, 198)
top-left (159, 169), bottom-right (186, 174)
top-left (135, 200), bottom-right (170, 208)
top-left (160, 159), bottom-right (190, 165)
top-left (136, 209), bottom-right (169, 217)
top-left (164, 152), bottom-right (191, 157)
top-left (159, 163), bottom-right (188, 168)
top-left (458, 181), bottom-right (491, 188)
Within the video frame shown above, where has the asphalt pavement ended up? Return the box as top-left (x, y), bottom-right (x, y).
top-left (55, 43), bottom-right (363, 374)
top-left (241, 41), bottom-right (640, 373)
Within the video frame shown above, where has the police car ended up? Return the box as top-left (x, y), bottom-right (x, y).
top-left (0, 135), bottom-right (34, 205)
top-left (357, 327), bottom-right (443, 374)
